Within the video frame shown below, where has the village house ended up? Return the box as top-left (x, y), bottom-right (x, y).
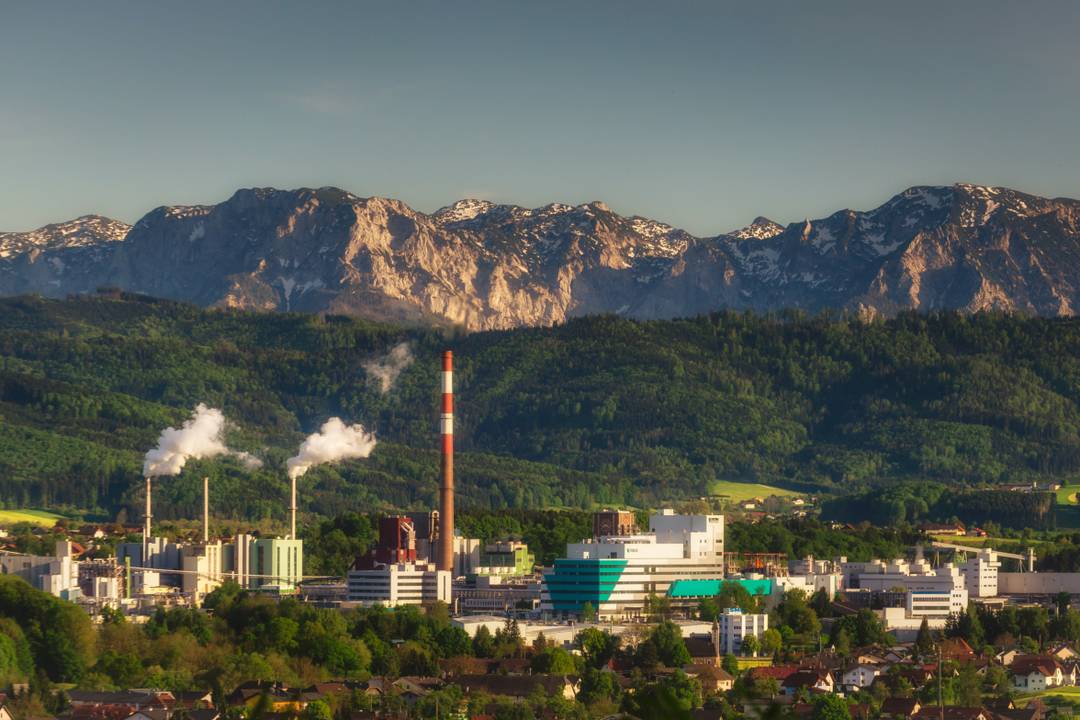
top-left (880, 698), bottom-right (921, 719)
top-left (1009, 657), bottom-right (1065, 692)
top-left (841, 662), bottom-right (882, 691)
top-left (684, 664), bottom-right (735, 693)
top-left (781, 669), bottom-right (834, 696)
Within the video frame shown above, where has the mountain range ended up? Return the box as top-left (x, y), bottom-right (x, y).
top-left (2, 183), bottom-right (1079, 329)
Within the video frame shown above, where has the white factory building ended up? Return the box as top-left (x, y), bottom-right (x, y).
top-left (0, 540), bottom-right (81, 600)
top-left (347, 562), bottom-right (451, 607)
top-left (541, 509), bottom-right (725, 620)
top-left (846, 555), bottom-right (969, 617)
top-left (962, 548), bottom-right (1002, 598)
top-left (119, 533), bottom-right (304, 599)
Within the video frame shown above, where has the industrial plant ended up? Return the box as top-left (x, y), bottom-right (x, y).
top-left (2, 348), bottom-right (1079, 652)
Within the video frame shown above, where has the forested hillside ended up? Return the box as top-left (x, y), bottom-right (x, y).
top-left (2, 293), bottom-right (1080, 524)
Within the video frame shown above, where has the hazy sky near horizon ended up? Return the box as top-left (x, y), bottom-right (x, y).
top-left (2, 1), bottom-right (1079, 236)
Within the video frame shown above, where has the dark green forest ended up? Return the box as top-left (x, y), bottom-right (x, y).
top-left (2, 293), bottom-right (1079, 526)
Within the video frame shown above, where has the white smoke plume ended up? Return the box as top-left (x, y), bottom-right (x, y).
top-left (363, 341), bottom-right (414, 394)
top-left (143, 404), bottom-right (229, 477)
top-left (287, 418), bottom-right (377, 479)
top-left (232, 450), bottom-right (264, 470)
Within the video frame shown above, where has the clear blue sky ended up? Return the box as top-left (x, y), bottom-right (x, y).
top-left (2, 1), bottom-right (1078, 236)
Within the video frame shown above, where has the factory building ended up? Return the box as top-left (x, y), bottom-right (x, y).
top-left (847, 555), bottom-right (969, 618)
top-left (182, 541), bottom-right (224, 596)
top-left (251, 537), bottom-right (303, 592)
top-left (541, 509), bottom-right (725, 620)
top-left (347, 562), bottom-right (451, 607)
top-left (962, 548), bottom-right (1001, 598)
top-left (0, 540), bottom-right (81, 600)
top-left (454, 539), bottom-right (535, 578)
top-left (117, 537), bottom-right (185, 592)
top-left (348, 511), bottom-right (450, 606)
top-left (593, 509), bottom-right (637, 538)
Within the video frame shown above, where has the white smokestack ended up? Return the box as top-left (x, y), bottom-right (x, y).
top-left (363, 341), bottom-right (414, 394)
top-left (286, 418), bottom-right (376, 538)
top-left (203, 476), bottom-right (210, 544)
top-left (144, 476), bottom-right (152, 563)
top-left (143, 404), bottom-right (229, 477)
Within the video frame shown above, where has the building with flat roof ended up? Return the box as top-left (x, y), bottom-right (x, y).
top-left (347, 562), bottom-right (450, 607)
top-left (541, 509), bottom-right (724, 620)
top-left (718, 607), bottom-right (769, 655)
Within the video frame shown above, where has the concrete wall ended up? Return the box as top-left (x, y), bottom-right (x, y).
top-left (999, 572), bottom-right (1080, 595)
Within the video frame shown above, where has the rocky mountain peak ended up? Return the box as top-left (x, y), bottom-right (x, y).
top-left (433, 199), bottom-right (497, 224)
top-left (729, 216), bottom-right (785, 240)
top-left (3, 183), bottom-right (1080, 328)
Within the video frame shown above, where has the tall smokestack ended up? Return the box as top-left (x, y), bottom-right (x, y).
top-left (437, 350), bottom-right (454, 573)
top-left (290, 475), bottom-right (297, 540)
top-left (143, 476), bottom-right (152, 563)
top-left (203, 476), bottom-right (210, 543)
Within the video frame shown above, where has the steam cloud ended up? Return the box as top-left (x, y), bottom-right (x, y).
top-left (232, 451), bottom-right (264, 470)
top-left (143, 404), bottom-right (229, 477)
top-left (286, 418), bottom-right (377, 479)
top-left (363, 341), bottom-right (414, 394)
top-left (143, 404), bottom-right (264, 476)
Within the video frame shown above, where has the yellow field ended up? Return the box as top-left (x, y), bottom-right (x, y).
top-left (707, 480), bottom-right (803, 502)
top-left (1016, 686), bottom-right (1080, 706)
top-left (1056, 486), bottom-right (1078, 505)
top-left (0, 508), bottom-right (65, 527)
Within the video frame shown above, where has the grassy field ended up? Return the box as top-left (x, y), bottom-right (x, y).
top-left (0, 508), bottom-right (65, 527)
top-left (707, 480), bottom-right (803, 502)
top-left (1016, 686), bottom-right (1080, 707)
top-left (929, 534), bottom-right (995, 547)
top-left (1057, 486), bottom-right (1078, 505)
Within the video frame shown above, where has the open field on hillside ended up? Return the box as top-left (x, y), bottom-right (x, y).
top-left (0, 508), bottom-right (65, 527)
top-left (707, 481), bottom-right (803, 503)
top-left (1056, 486), bottom-right (1078, 505)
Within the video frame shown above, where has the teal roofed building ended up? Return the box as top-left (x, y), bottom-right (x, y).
top-left (667, 577), bottom-right (775, 599)
top-left (540, 509), bottom-right (725, 620)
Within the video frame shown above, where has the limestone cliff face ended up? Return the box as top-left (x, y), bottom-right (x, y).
top-left (3, 184), bottom-right (1080, 328)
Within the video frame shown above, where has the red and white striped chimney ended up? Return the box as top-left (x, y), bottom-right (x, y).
top-left (437, 350), bottom-right (455, 573)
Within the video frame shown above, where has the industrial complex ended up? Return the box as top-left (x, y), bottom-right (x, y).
top-left (2, 348), bottom-right (1080, 652)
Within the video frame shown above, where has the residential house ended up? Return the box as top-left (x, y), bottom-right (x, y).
top-left (454, 674), bottom-right (578, 701)
top-left (841, 663), bottom-right (881, 691)
top-left (67, 691), bottom-right (171, 714)
top-left (939, 638), bottom-right (976, 662)
top-left (392, 677), bottom-right (440, 706)
top-left (880, 698), bottom-right (921, 719)
top-left (225, 682), bottom-right (305, 713)
top-left (684, 665), bottom-right (734, 693)
top-left (126, 710), bottom-right (169, 720)
top-left (1052, 645), bottom-right (1080, 662)
top-left (997, 649), bottom-right (1023, 666)
top-left (913, 709), bottom-right (992, 720)
top-left (781, 669), bottom-right (834, 696)
top-left (1010, 657), bottom-right (1065, 692)
top-left (172, 691), bottom-right (214, 710)
top-left (748, 666), bottom-right (799, 684)
top-left (997, 702), bottom-right (1048, 720)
